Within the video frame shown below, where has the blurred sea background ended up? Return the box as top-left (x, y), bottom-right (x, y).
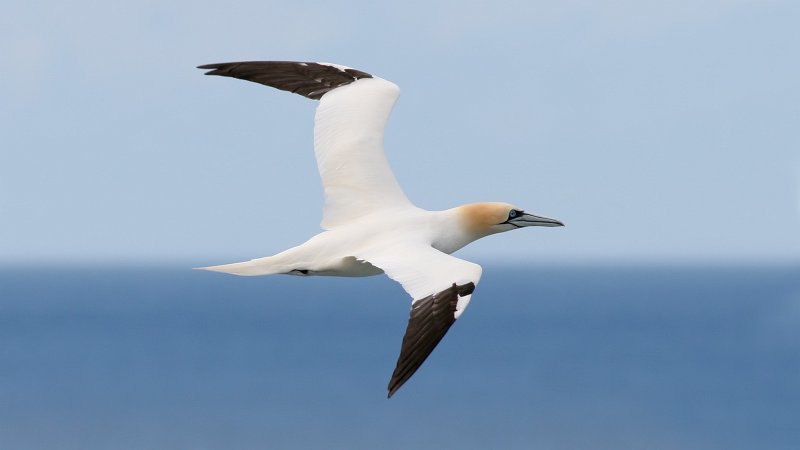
top-left (2, 264), bottom-right (798, 449)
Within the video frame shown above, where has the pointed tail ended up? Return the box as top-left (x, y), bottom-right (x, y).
top-left (195, 256), bottom-right (283, 276)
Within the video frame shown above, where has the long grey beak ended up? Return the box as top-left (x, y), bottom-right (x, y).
top-left (508, 213), bottom-right (564, 228)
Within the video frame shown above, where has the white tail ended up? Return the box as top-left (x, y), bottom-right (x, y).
top-left (195, 256), bottom-right (283, 276)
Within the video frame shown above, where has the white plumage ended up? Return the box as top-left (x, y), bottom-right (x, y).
top-left (314, 77), bottom-right (412, 229)
top-left (196, 61), bottom-right (563, 397)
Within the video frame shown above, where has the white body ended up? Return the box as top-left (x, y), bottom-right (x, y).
top-left (209, 207), bottom-right (478, 277)
top-left (202, 204), bottom-right (490, 318)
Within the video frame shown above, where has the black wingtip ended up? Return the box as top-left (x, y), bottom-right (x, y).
top-left (385, 282), bottom-right (476, 397)
top-left (196, 63), bottom-right (225, 76)
top-left (194, 61), bottom-right (373, 100)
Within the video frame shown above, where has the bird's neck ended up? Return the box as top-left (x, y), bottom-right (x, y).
top-left (429, 205), bottom-right (500, 254)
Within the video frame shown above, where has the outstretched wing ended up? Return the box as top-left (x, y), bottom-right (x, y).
top-left (356, 245), bottom-right (483, 397)
top-left (198, 61), bottom-right (414, 229)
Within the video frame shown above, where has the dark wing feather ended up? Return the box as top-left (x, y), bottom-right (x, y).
top-left (387, 282), bottom-right (476, 398)
top-left (197, 61), bottom-right (373, 100)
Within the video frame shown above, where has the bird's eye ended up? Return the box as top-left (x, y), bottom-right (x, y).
top-left (508, 210), bottom-right (518, 219)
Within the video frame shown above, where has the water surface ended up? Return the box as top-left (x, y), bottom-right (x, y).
top-left (1, 264), bottom-right (798, 449)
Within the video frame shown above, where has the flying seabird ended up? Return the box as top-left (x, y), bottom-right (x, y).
top-left (196, 61), bottom-right (564, 397)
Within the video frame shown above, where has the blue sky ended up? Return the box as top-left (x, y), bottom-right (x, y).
top-left (1, 0), bottom-right (798, 264)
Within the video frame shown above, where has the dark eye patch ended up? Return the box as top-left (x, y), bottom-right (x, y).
top-left (507, 209), bottom-right (523, 220)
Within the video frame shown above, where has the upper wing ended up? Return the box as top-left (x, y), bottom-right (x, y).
top-left (198, 61), bottom-right (413, 229)
top-left (356, 245), bottom-right (483, 397)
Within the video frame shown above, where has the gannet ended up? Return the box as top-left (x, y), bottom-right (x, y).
top-left (196, 61), bottom-right (563, 397)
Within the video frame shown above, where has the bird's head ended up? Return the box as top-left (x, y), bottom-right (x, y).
top-left (457, 202), bottom-right (564, 238)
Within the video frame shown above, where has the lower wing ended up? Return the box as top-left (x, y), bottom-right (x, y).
top-left (356, 244), bottom-right (483, 397)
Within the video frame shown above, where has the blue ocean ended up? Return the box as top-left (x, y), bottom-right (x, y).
top-left (1, 264), bottom-right (798, 449)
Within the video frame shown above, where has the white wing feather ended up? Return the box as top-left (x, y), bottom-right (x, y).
top-left (357, 244), bottom-right (482, 318)
top-left (314, 77), bottom-right (413, 229)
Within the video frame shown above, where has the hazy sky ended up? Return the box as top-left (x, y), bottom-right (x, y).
top-left (1, 0), bottom-right (798, 264)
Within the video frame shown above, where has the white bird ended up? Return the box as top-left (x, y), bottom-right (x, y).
top-left (196, 61), bottom-right (563, 397)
